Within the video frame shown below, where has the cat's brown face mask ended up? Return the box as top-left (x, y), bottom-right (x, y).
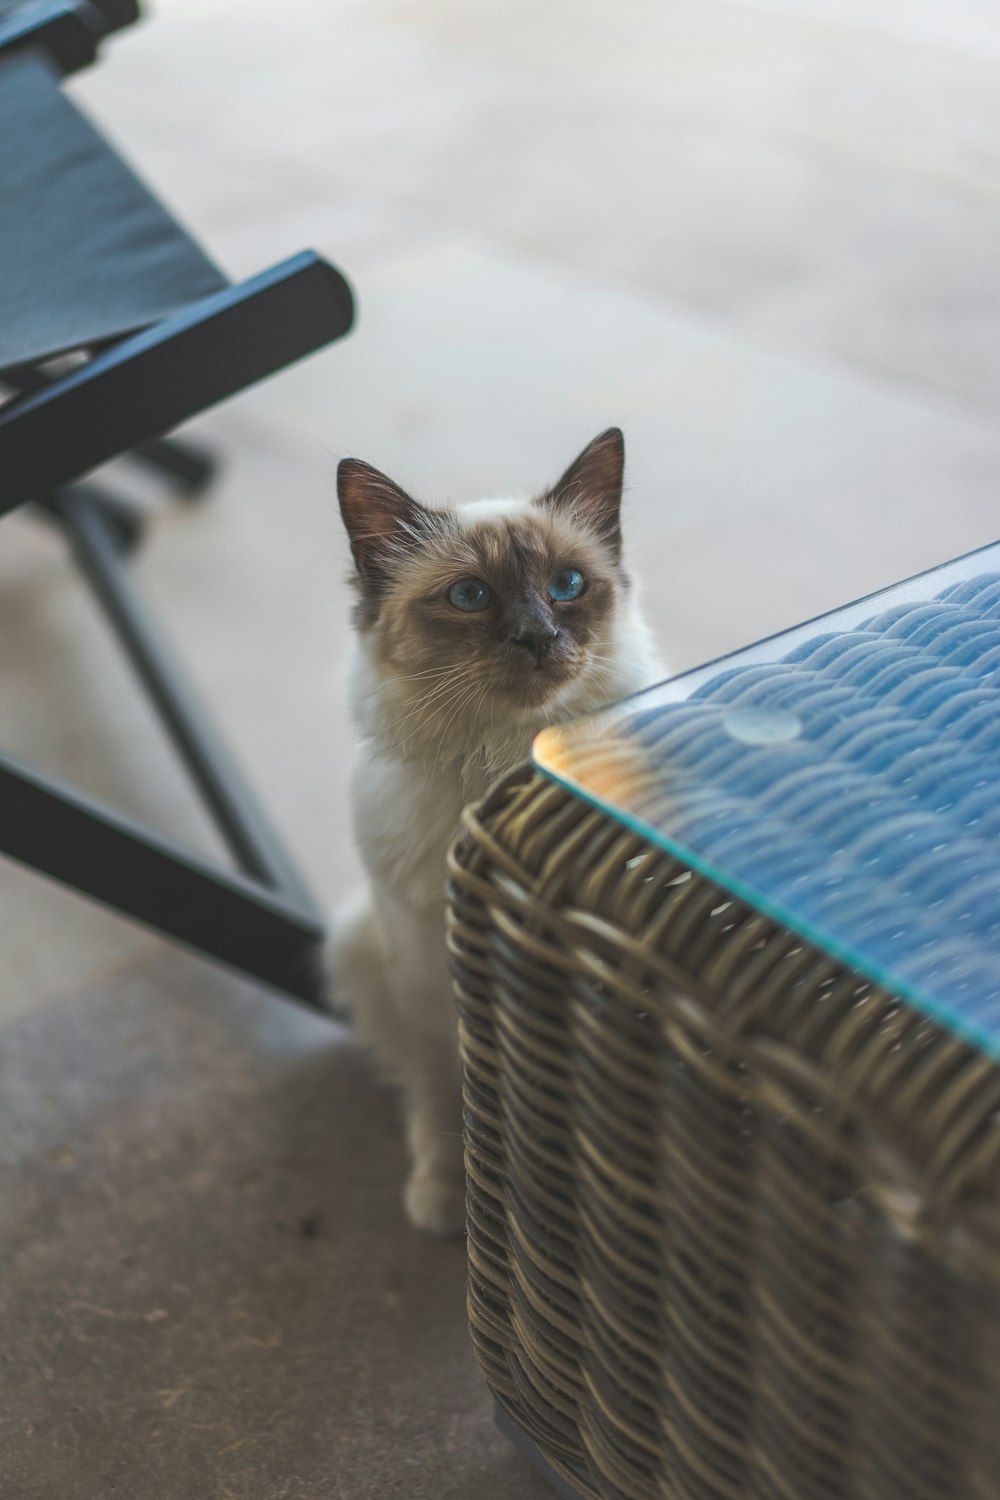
top-left (337, 429), bottom-right (628, 710)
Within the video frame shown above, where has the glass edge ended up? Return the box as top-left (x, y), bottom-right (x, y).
top-left (532, 758), bottom-right (1000, 1067)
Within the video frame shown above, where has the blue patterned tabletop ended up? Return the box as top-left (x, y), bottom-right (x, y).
top-left (534, 545), bottom-right (1000, 1061)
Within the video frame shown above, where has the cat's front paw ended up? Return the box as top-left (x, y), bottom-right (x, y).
top-left (404, 1171), bottom-right (466, 1238)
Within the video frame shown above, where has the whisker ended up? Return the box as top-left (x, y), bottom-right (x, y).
top-left (385, 674), bottom-right (475, 749)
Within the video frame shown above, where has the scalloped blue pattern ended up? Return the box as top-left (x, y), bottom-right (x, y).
top-left (534, 556), bottom-right (1000, 1060)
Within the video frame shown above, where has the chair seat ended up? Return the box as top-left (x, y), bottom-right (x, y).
top-left (0, 45), bottom-right (225, 373)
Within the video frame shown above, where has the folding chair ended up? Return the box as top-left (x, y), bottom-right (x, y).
top-left (0, 3), bottom-right (354, 1006)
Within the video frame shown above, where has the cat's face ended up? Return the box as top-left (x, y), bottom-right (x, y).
top-left (337, 429), bottom-right (629, 714)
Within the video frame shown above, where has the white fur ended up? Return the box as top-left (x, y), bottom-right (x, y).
top-left (453, 495), bottom-right (529, 525)
top-left (330, 495), bottom-right (663, 1236)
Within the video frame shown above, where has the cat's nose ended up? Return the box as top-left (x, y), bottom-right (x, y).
top-left (511, 627), bottom-right (559, 666)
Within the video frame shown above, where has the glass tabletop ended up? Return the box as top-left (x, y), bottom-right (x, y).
top-left (533, 541), bottom-right (1000, 1062)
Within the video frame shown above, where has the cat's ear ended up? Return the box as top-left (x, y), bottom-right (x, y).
top-left (542, 428), bottom-right (625, 558)
top-left (337, 458), bottom-right (436, 593)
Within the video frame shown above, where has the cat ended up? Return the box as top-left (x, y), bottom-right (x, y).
top-left (329, 428), bottom-right (663, 1235)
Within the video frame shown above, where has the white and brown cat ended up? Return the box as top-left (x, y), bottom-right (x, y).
top-left (330, 429), bottom-right (662, 1235)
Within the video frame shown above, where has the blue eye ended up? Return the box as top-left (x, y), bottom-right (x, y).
top-left (448, 577), bottom-right (492, 612)
top-left (548, 568), bottom-right (585, 602)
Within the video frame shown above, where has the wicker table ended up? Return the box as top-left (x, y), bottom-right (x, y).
top-left (448, 544), bottom-right (1000, 1500)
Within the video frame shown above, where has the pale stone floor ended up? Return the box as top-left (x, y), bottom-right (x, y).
top-left (3, 2), bottom-right (1000, 1494)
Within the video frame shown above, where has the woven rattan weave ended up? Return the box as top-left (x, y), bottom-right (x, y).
top-left (449, 771), bottom-right (1000, 1499)
top-left (448, 554), bottom-right (1000, 1500)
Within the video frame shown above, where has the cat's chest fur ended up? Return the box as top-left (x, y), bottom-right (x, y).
top-left (351, 735), bottom-right (520, 910)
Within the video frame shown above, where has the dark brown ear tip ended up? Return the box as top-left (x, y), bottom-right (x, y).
top-left (337, 455), bottom-right (369, 482)
top-left (337, 456), bottom-right (387, 507)
top-left (336, 456), bottom-right (359, 493)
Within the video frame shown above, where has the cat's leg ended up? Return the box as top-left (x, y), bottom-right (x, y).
top-left (374, 886), bottom-right (466, 1237)
top-left (325, 886), bottom-right (390, 1022)
top-left (400, 1033), bottom-right (466, 1237)
top-left (330, 884), bottom-right (464, 1234)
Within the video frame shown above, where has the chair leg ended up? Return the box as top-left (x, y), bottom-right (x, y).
top-left (130, 436), bottom-right (216, 499)
top-left (0, 751), bottom-right (327, 1007)
top-left (34, 489), bottom-right (146, 554)
top-left (7, 483), bottom-right (331, 1008)
top-left (45, 484), bottom-right (318, 905)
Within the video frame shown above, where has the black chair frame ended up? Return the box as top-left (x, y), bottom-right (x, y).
top-left (0, 5), bottom-right (353, 1007)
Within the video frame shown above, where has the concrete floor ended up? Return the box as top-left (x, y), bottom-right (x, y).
top-left (4, 0), bottom-right (1000, 1494)
top-left (0, 952), bottom-right (543, 1500)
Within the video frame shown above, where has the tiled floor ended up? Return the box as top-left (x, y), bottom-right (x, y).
top-left (4, 2), bottom-right (1000, 1494)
